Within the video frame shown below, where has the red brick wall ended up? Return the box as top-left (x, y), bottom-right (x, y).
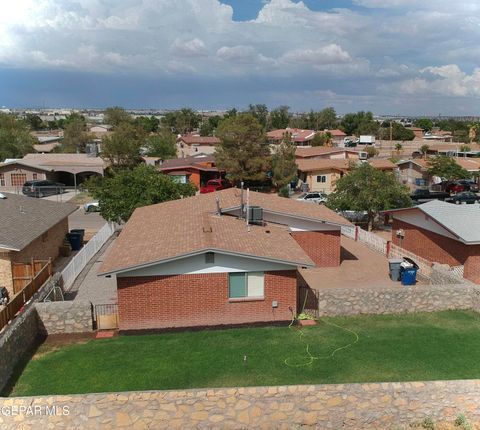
top-left (290, 230), bottom-right (340, 267)
top-left (392, 218), bottom-right (480, 284)
top-left (117, 270), bottom-right (297, 331)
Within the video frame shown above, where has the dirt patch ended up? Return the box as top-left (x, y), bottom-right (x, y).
top-left (32, 333), bottom-right (96, 360)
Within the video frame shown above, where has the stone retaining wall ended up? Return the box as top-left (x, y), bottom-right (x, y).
top-left (2, 380), bottom-right (480, 429)
top-left (430, 264), bottom-right (469, 285)
top-left (35, 301), bottom-right (93, 335)
top-left (314, 284), bottom-right (478, 317)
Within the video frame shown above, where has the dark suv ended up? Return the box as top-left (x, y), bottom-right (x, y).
top-left (22, 180), bottom-right (65, 197)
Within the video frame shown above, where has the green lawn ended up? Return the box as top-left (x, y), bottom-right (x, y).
top-left (8, 310), bottom-right (480, 397)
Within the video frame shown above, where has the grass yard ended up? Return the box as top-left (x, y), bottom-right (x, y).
top-left (8, 310), bottom-right (480, 397)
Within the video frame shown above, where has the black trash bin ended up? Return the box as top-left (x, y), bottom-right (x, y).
top-left (388, 259), bottom-right (403, 281)
top-left (67, 232), bottom-right (82, 251)
top-left (70, 229), bottom-right (85, 244)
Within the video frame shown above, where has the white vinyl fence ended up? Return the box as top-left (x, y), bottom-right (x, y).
top-left (61, 222), bottom-right (116, 291)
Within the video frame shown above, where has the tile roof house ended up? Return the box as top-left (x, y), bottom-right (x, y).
top-left (99, 188), bottom-right (350, 331)
top-left (176, 134), bottom-right (221, 157)
top-left (0, 193), bottom-right (76, 295)
top-left (295, 147), bottom-right (361, 160)
top-left (297, 159), bottom-right (397, 194)
top-left (158, 154), bottom-right (222, 188)
top-left (267, 128), bottom-right (316, 146)
top-left (385, 200), bottom-right (480, 284)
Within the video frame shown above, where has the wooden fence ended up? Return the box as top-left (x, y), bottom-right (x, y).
top-left (0, 260), bottom-right (52, 332)
top-left (12, 259), bottom-right (49, 294)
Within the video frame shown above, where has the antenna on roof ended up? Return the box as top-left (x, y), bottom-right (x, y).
top-left (240, 181), bottom-right (244, 220)
top-left (246, 188), bottom-right (250, 233)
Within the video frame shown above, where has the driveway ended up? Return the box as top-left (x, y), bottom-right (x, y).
top-left (68, 207), bottom-right (106, 240)
top-left (65, 236), bottom-right (118, 305)
top-left (41, 190), bottom-right (77, 202)
top-left (299, 236), bottom-right (401, 290)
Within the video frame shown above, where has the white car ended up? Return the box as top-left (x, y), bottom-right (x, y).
top-left (83, 201), bottom-right (100, 213)
top-left (296, 192), bottom-right (328, 204)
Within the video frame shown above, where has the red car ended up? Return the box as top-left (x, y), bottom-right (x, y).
top-left (200, 179), bottom-right (232, 194)
top-left (445, 181), bottom-right (470, 194)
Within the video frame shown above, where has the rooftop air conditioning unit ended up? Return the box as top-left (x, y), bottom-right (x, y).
top-left (358, 151), bottom-right (368, 160)
top-left (247, 206), bottom-right (263, 224)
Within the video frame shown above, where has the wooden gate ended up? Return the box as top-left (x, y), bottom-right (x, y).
top-left (95, 303), bottom-right (119, 330)
top-left (12, 260), bottom-right (50, 294)
top-left (298, 286), bottom-right (319, 318)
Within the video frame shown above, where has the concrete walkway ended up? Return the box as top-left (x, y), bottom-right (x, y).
top-left (65, 236), bottom-right (117, 305)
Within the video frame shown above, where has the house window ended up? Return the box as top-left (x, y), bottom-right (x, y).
top-left (32, 173), bottom-right (38, 180)
top-left (0, 174), bottom-right (4, 187)
top-left (229, 272), bottom-right (264, 299)
top-left (316, 175), bottom-right (327, 183)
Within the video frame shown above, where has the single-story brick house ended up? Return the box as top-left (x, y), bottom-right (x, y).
top-left (0, 193), bottom-right (76, 296)
top-left (385, 200), bottom-right (480, 284)
top-left (297, 158), bottom-right (396, 194)
top-left (99, 188), bottom-right (350, 331)
top-left (0, 161), bottom-right (54, 194)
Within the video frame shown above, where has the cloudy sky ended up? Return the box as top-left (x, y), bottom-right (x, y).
top-left (1, 0), bottom-right (479, 114)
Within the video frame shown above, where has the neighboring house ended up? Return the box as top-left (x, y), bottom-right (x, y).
top-left (397, 157), bottom-right (480, 190)
top-left (295, 147), bottom-right (362, 160)
top-left (297, 159), bottom-right (397, 194)
top-left (0, 193), bottom-right (76, 296)
top-left (89, 124), bottom-right (113, 139)
top-left (408, 127), bottom-right (425, 139)
top-left (141, 156), bottom-right (162, 167)
top-left (0, 161), bottom-right (54, 193)
top-left (426, 144), bottom-right (480, 157)
top-left (267, 128), bottom-right (315, 146)
top-left (325, 129), bottom-right (347, 146)
top-left (158, 154), bottom-right (222, 188)
top-left (385, 200), bottom-right (480, 284)
top-left (20, 153), bottom-right (106, 188)
top-left (99, 188), bottom-right (350, 331)
top-left (176, 135), bottom-right (220, 157)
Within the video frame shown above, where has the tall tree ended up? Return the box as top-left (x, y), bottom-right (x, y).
top-left (247, 104), bottom-right (268, 129)
top-left (271, 138), bottom-right (297, 189)
top-left (86, 164), bottom-right (196, 223)
top-left (340, 111), bottom-right (378, 136)
top-left (104, 106), bottom-right (132, 127)
top-left (145, 129), bottom-right (177, 159)
top-left (316, 107), bottom-right (337, 130)
top-left (25, 114), bottom-right (44, 130)
top-left (379, 122), bottom-right (414, 141)
top-left (57, 118), bottom-right (93, 153)
top-left (414, 118), bottom-right (434, 132)
top-left (311, 131), bottom-right (332, 147)
top-left (427, 156), bottom-right (470, 181)
top-left (0, 113), bottom-right (35, 160)
top-left (134, 116), bottom-right (160, 133)
top-left (161, 108), bottom-right (201, 135)
top-left (101, 123), bottom-right (146, 168)
top-left (269, 106), bottom-right (291, 130)
top-left (214, 114), bottom-right (270, 183)
top-left (327, 163), bottom-right (411, 230)
top-left (420, 144), bottom-right (430, 159)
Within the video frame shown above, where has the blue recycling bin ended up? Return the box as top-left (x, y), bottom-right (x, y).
top-left (401, 267), bottom-right (418, 286)
top-left (67, 232), bottom-right (82, 251)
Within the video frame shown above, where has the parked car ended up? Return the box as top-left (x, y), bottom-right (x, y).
top-left (22, 180), bottom-right (65, 197)
top-left (410, 188), bottom-right (450, 202)
top-left (199, 179), bottom-right (232, 194)
top-left (84, 201), bottom-right (100, 213)
top-left (448, 191), bottom-right (480, 205)
top-left (344, 140), bottom-right (357, 147)
top-left (296, 192), bottom-right (328, 204)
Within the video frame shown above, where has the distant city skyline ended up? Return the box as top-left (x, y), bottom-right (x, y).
top-left (1, 1), bottom-right (479, 115)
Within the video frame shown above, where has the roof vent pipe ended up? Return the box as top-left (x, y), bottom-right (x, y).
top-left (215, 196), bottom-right (221, 216)
top-left (240, 181), bottom-right (244, 220)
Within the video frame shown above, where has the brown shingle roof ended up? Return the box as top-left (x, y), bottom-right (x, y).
top-left (295, 147), bottom-right (359, 158)
top-left (178, 135), bottom-right (220, 145)
top-left (99, 188), bottom-right (350, 275)
top-left (0, 193), bottom-right (76, 251)
top-left (296, 159), bottom-right (353, 172)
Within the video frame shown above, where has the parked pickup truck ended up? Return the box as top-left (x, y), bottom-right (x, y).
top-left (410, 188), bottom-right (450, 203)
top-left (200, 179), bottom-right (232, 194)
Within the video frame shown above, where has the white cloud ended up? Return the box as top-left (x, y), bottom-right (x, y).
top-left (172, 38), bottom-right (207, 57)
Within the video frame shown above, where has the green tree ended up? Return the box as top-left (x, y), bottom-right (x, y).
top-left (379, 123), bottom-right (415, 141)
top-left (460, 144), bottom-right (471, 152)
top-left (57, 118), bottom-right (93, 153)
top-left (427, 156), bottom-right (470, 181)
top-left (414, 118), bottom-right (433, 132)
top-left (25, 114), bottom-right (44, 130)
top-left (86, 164), bottom-right (196, 223)
top-left (199, 116), bottom-right (221, 136)
top-left (394, 143), bottom-right (403, 154)
top-left (269, 106), bottom-right (291, 130)
top-left (420, 144), bottom-right (430, 159)
top-left (271, 138), bottom-right (297, 189)
top-left (0, 113), bottom-right (35, 160)
top-left (214, 114), bottom-right (270, 182)
top-left (101, 123), bottom-right (146, 168)
top-left (340, 111), bottom-right (378, 136)
top-left (104, 106), bottom-right (132, 127)
top-left (311, 132), bottom-right (332, 147)
top-left (134, 116), bottom-right (160, 133)
top-left (247, 104), bottom-right (268, 129)
top-left (316, 107), bottom-right (337, 130)
top-left (365, 146), bottom-right (379, 158)
top-left (327, 163), bottom-right (411, 230)
top-left (145, 130), bottom-right (177, 159)
top-left (161, 108), bottom-right (201, 135)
